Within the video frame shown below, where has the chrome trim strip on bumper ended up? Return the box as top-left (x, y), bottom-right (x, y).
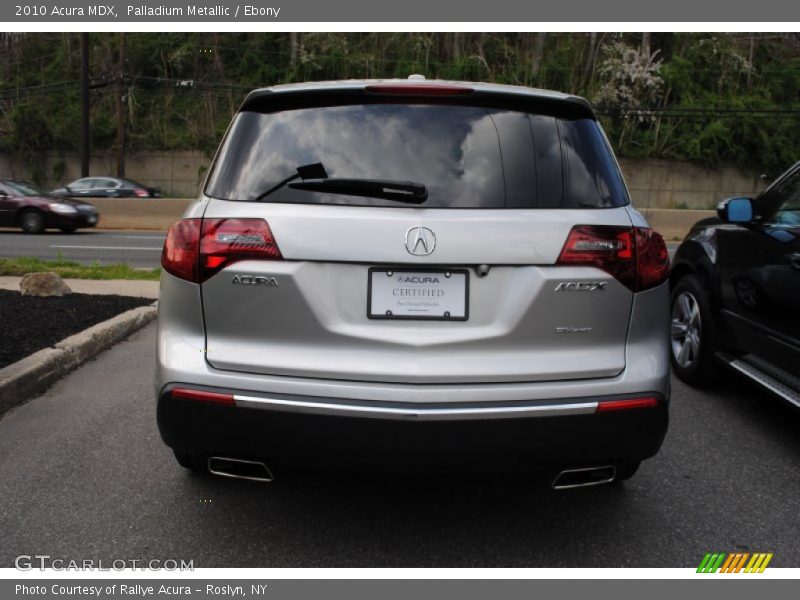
top-left (233, 393), bottom-right (599, 421)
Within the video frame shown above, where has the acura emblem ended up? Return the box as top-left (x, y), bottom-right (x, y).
top-left (405, 227), bottom-right (436, 256)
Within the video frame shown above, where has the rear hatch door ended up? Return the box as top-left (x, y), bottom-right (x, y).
top-left (200, 94), bottom-right (635, 384)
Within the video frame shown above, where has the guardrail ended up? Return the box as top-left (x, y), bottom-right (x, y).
top-left (639, 208), bottom-right (715, 241)
top-left (88, 198), bottom-right (195, 230)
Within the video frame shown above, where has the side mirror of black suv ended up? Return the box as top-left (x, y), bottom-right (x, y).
top-left (717, 197), bottom-right (754, 223)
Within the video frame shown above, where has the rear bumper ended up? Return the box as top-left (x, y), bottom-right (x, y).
top-left (157, 386), bottom-right (668, 470)
top-left (155, 272), bottom-right (671, 471)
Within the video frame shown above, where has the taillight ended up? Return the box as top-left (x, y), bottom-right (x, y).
top-left (556, 225), bottom-right (669, 292)
top-left (133, 188), bottom-right (149, 197)
top-left (161, 218), bottom-right (201, 282)
top-left (557, 225), bottom-right (636, 289)
top-left (161, 217), bottom-right (282, 283)
top-left (200, 218), bottom-right (282, 281)
top-left (365, 83), bottom-right (474, 95)
top-left (634, 227), bottom-right (670, 290)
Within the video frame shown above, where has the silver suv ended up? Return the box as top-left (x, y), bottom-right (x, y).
top-left (156, 78), bottom-right (671, 487)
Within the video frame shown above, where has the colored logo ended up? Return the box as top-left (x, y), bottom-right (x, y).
top-left (697, 552), bottom-right (773, 573)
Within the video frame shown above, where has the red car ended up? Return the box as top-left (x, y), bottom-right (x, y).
top-left (0, 179), bottom-right (99, 233)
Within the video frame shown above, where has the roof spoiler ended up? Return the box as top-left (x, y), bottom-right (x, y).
top-left (239, 85), bottom-right (596, 120)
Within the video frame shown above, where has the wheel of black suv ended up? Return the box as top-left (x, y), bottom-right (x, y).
top-left (173, 451), bottom-right (207, 474)
top-left (670, 274), bottom-right (717, 385)
top-left (19, 210), bottom-right (45, 234)
top-left (613, 461), bottom-right (640, 483)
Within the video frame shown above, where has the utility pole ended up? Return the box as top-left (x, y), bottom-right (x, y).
top-left (115, 32), bottom-right (126, 178)
top-left (81, 32), bottom-right (90, 177)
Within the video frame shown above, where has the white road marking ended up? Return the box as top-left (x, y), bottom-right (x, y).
top-left (50, 245), bottom-right (162, 251)
top-left (113, 235), bottom-right (166, 240)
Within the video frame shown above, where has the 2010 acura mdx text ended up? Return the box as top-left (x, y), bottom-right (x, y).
top-left (155, 78), bottom-right (671, 488)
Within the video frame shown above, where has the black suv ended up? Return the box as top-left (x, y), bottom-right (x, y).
top-left (670, 161), bottom-right (800, 407)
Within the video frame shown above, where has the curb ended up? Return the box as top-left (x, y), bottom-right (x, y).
top-left (0, 303), bottom-right (158, 416)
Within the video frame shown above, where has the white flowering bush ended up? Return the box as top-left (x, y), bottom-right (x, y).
top-left (595, 40), bottom-right (664, 115)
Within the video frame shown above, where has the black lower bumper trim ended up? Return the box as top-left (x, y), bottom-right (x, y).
top-left (157, 388), bottom-right (668, 471)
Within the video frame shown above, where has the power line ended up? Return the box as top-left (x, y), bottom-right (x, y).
top-left (2, 73), bottom-right (799, 124)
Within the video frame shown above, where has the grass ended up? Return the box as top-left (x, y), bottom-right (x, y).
top-left (0, 256), bottom-right (160, 281)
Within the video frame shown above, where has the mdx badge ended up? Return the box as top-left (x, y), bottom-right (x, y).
top-left (405, 227), bottom-right (436, 256)
top-left (232, 275), bottom-right (279, 287)
top-left (554, 281), bottom-right (606, 292)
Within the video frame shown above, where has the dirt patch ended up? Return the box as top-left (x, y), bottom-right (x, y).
top-left (0, 290), bottom-right (152, 368)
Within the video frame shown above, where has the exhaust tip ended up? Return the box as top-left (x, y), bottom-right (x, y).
top-left (551, 465), bottom-right (616, 490)
top-left (207, 456), bottom-right (274, 483)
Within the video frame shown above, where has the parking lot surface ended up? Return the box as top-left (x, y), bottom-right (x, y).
top-left (1, 323), bottom-right (797, 568)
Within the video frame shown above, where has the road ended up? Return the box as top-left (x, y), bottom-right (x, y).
top-left (1, 322), bottom-right (798, 568)
top-left (0, 230), bottom-right (166, 269)
top-left (0, 230), bottom-right (681, 270)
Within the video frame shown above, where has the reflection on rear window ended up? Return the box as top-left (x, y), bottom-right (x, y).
top-left (205, 103), bottom-right (629, 209)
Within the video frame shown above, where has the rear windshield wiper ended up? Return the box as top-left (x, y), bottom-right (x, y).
top-left (254, 162), bottom-right (329, 202)
top-left (253, 162), bottom-right (427, 204)
top-left (288, 178), bottom-right (427, 204)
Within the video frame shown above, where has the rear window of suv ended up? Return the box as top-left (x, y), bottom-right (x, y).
top-left (205, 103), bottom-right (629, 209)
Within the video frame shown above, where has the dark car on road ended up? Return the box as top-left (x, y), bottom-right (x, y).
top-left (50, 176), bottom-right (162, 199)
top-left (0, 179), bottom-right (99, 233)
top-left (670, 162), bottom-right (800, 408)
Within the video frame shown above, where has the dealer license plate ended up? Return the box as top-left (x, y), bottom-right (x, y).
top-left (368, 269), bottom-right (468, 320)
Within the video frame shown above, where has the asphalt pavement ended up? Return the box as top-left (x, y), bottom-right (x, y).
top-left (0, 322), bottom-right (798, 568)
top-left (0, 229), bottom-right (681, 270)
top-left (0, 229), bottom-right (166, 269)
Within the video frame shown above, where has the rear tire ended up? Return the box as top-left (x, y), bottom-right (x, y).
top-left (670, 274), bottom-right (717, 385)
top-left (19, 210), bottom-right (45, 234)
top-left (173, 451), bottom-right (207, 474)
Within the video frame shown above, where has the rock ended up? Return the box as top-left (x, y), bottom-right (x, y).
top-left (20, 272), bottom-right (72, 297)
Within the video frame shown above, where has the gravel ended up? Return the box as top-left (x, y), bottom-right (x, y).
top-left (0, 290), bottom-right (153, 369)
